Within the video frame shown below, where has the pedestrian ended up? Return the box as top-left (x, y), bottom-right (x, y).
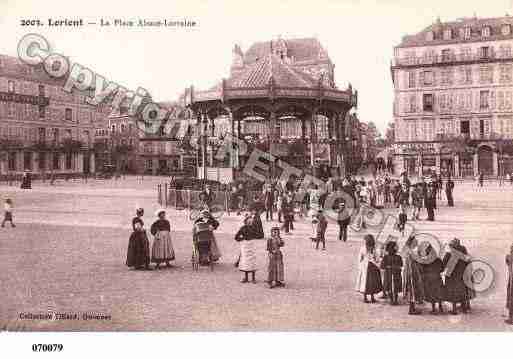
top-left (337, 200), bottom-right (351, 242)
top-left (411, 184), bottom-right (423, 220)
top-left (281, 193), bottom-right (294, 235)
top-left (1, 198), bottom-right (15, 228)
top-left (150, 209), bottom-right (175, 269)
top-left (419, 243), bottom-right (445, 314)
top-left (442, 238), bottom-right (472, 315)
top-left (263, 184), bottom-right (274, 222)
top-left (20, 171), bottom-right (32, 189)
top-left (276, 192), bottom-right (283, 223)
top-left (425, 183), bottom-right (436, 221)
top-left (126, 220), bottom-right (152, 270)
top-left (381, 241), bottom-right (403, 305)
top-left (355, 234), bottom-right (383, 303)
top-left (506, 243), bottom-right (513, 325)
top-left (402, 235), bottom-right (424, 315)
top-left (235, 215), bottom-right (258, 283)
top-left (445, 176), bottom-right (455, 207)
top-left (311, 209), bottom-right (328, 250)
top-left (479, 172), bottom-right (484, 187)
top-left (397, 204), bottom-right (408, 237)
top-left (266, 226), bottom-right (285, 288)
top-left (193, 209), bottom-right (222, 262)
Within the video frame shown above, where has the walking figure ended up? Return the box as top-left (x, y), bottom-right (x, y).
top-left (266, 227), bottom-right (285, 288)
top-left (1, 199), bottom-right (15, 228)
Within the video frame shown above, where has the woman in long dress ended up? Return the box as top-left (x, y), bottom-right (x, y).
top-left (150, 209), bottom-right (175, 269)
top-left (419, 243), bottom-right (445, 314)
top-left (235, 215), bottom-right (258, 283)
top-left (355, 234), bottom-right (383, 303)
top-left (402, 235), bottom-right (424, 315)
top-left (267, 226), bottom-right (285, 288)
top-left (442, 238), bottom-right (471, 315)
top-left (126, 208), bottom-right (152, 270)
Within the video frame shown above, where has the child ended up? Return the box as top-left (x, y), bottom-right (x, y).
top-left (235, 215), bottom-right (257, 283)
top-left (311, 210), bottom-right (328, 250)
top-left (381, 241), bottom-right (403, 305)
top-left (1, 199), bottom-right (15, 228)
top-left (266, 227), bottom-right (285, 288)
top-left (397, 205), bottom-right (407, 236)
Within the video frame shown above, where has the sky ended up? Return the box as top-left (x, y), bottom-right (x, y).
top-left (0, 0), bottom-right (512, 134)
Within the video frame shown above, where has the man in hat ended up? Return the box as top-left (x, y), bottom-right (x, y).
top-left (312, 209), bottom-right (328, 250)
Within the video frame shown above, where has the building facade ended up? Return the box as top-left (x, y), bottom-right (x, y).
top-left (0, 54), bottom-right (109, 178)
top-left (391, 16), bottom-right (513, 177)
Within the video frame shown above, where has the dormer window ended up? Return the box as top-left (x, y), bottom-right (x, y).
top-left (426, 31), bottom-right (434, 41)
top-left (482, 26), bottom-right (491, 37)
top-left (443, 28), bottom-right (452, 40)
top-left (502, 24), bottom-right (511, 36)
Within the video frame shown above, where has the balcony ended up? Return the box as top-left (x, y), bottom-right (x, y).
top-left (393, 51), bottom-right (512, 67)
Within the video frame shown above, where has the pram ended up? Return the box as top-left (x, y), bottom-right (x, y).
top-left (192, 222), bottom-right (214, 271)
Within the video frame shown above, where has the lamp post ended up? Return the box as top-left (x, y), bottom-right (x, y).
top-left (201, 113), bottom-right (208, 188)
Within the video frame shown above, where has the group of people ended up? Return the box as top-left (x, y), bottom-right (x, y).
top-left (356, 234), bottom-right (476, 316)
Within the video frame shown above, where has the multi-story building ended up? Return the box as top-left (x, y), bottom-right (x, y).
top-left (0, 54), bottom-right (109, 178)
top-left (391, 16), bottom-right (513, 177)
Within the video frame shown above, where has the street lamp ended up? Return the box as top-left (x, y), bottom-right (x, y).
top-left (201, 114), bottom-right (208, 188)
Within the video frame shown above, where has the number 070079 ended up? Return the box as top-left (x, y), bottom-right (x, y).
top-left (32, 344), bottom-right (63, 352)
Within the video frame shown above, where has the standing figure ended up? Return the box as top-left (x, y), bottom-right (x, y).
top-left (402, 235), bottom-right (424, 315)
top-left (506, 243), bottom-right (513, 325)
top-left (1, 198), bottom-right (15, 228)
top-left (193, 209), bottom-right (222, 262)
top-left (263, 184), bottom-right (275, 222)
top-left (150, 209), bottom-right (175, 269)
top-left (311, 210), bottom-right (328, 250)
top-left (424, 184), bottom-right (436, 221)
top-left (235, 215), bottom-right (258, 283)
top-left (419, 243), bottom-right (445, 314)
top-left (381, 241), bottom-right (403, 305)
top-left (478, 172), bottom-right (484, 187)
top-left (126, 219), bottom-right (152, 270)
top-left (442, 238), bottom-right (472, 315)
top-left (445, 176), bottom-right (455, 207)
top-left (337, 200), bottom-right (351, 242)
top-left (397, 205), bottom-right (408, 237)
top-left (266, 227), bottom-right (285, 288)
top-left (411, 184), bottom-right (423, 220)
top-left (281, 193), bottom-right (294, 235)
top-left (355, 234), bottom-right (383, 303)
top-left (20, 171), bottom-right (32, 189)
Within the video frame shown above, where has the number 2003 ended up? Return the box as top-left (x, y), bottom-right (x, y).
top-left (32, 344), bottom-right (63, 352)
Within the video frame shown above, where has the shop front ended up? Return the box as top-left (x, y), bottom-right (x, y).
top-left (421, 156), bottom-right (436, 176)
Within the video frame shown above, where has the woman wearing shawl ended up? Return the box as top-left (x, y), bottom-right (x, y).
top-left (402, 235), bottom-right (424, 315)
top-left (235, 215), bottom-right (258, 283)
top-left (381, 241), bottom-right (402, 305)
top-left (126, 208), bottom-right (152, 270)
top-left (419, 243), bottom-right (445, 314)
top-left (355, 234), bottom-right (383, 303)
top-left (266, 226), bottom-right (285, 288)
top-left (150, 209), bottom-right (175, 269)
top-left (442, 238), bottom-right (471, 315)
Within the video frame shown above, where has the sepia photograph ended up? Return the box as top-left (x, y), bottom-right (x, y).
top-left (1, 0), bottom-right (513, 356)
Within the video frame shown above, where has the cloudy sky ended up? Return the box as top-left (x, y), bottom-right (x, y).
top-left (0, 0), bottom-right (512, 133)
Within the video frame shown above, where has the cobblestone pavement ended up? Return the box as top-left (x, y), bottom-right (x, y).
top-left (1, 177), bottom-right (513, 331)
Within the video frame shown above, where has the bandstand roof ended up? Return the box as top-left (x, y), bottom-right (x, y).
top-left (184, 54), bottom-right (357, 107)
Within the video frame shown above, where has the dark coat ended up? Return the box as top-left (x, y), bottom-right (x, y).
top-left (442, 248), bottom-right (469, 303)
top-left (381, 254), bottom-right (403, 294)
top-left (421, 258), bottom-right (445, 302)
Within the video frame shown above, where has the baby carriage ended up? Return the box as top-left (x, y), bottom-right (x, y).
top-left (192, 222), bottom-right (214, 271)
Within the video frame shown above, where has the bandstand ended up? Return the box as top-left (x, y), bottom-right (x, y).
top-left (184, 52), bottom-right (357, 183)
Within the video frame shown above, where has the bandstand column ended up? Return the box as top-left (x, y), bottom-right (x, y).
top-left (310, 111), bottom-right (316, 168)
top-left (269, 111), bottom-right (277, 178)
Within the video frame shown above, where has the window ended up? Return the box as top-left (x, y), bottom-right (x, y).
top-left (502, 24), bottom-right (511, 36)
top-left (463, 27), bottom-right (471, 39)
top-left (128, 124), bottom-right (133, 133)
top-left (121, 124), bottom-right (126, 132)
top-left (423, 94), bottom-right (434, 111)
top-left (409, 94), bottom-right (417, 112)
top-left (111, 125), bottom-right (116, 133)
top-left (65, 153), bottom-right (72, 170)
top-left (408, 71), bottom-right (415, 88)
top-left (460, 120), bottom-right (470, 136)
top-left (53, 153), bottom-right (60, 170)
top-left (7, 80), bottom-right (15, 93)
top-left (65, 108), bottom-right (72, 121)
top-left (500, 45), bottom-right (512, 58)
top-left (39, 106), bottom-right (45, 119)
top-left (52, 128), bottom-right (59, 143)
top-left (38, 127), bottom-right (45, 143)
top-left (463, 67), bottom-right (472, 84)
top-left (441, 49), bottom-right (452, 62)
top-left (7, 103), bottom-right (15, 117)
top-left (482, 26), bottom-right (491, 37)
top-left (443, 29), bottom-right (452, 40)
top-left (65, 129), bottom-right (72, 139)
top-left (38, 85), bottom-right (45, 97)
top-left (441, 69), bottom-right (453, 85)
top-left (422, 71), bottom-right (434, 86)
top-left (479, 65), bottom-right (493, 84)
top-left (480, 90), bottom-right (490, 110)
top-left (500, 64), bottom-right (513, 83)
top-left (480, 46), bottom-right (490, 59)
top-left (8, 152), bottom-right (16, 171)
top-left (460, 47), bottom-right (472, 60)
